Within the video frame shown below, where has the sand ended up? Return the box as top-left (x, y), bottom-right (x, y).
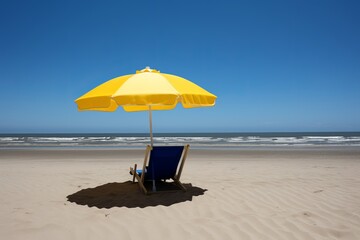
top-left (0, 147), bottom-right (360, 240)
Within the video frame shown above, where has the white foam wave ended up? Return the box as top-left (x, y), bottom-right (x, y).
top-left (1, 134), bottom-right (360, 147)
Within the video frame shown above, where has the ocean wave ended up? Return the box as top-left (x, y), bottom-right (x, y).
top-left (1, 134), bottom-right (360, 147)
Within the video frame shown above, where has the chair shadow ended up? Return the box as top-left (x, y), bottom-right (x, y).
top-left (67, 181), bottom-right (207, 209)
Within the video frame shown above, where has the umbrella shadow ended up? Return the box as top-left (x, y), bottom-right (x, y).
top-left (67, 181), bottom-right (207, 209)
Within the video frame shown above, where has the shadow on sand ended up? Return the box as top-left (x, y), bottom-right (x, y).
top-left (67, 181), bottom-right (207, 209)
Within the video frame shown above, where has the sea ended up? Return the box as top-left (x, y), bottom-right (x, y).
top-left (0, 132), bottom-right (360, 149)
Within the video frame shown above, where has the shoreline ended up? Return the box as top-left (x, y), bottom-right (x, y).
top-left (1, 144), bottom-right (360, 149)
top-left (1, 145), bottom-right (359, 161)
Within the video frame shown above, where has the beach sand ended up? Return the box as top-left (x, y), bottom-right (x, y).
top-left (1, 147), bottom-right (360, 240)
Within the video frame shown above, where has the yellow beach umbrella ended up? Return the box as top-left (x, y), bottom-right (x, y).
top-left (75, 67), bottom-right (217, 145)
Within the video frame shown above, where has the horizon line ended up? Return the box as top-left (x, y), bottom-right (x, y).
top-left (1, 131), bottom-right (360, 136)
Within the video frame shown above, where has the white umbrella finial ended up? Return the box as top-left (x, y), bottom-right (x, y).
top-left (136, 66), bottom-right (160, 73)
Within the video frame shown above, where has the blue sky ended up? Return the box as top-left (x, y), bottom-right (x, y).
top-left (0, 0), bottom-right (359, 133)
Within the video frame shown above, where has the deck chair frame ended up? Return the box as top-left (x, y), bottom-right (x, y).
top-left (130, 144), bottom-right (190, 194)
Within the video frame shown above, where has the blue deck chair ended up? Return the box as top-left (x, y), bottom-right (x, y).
top-left (130, 145), bottom-right (190, 194)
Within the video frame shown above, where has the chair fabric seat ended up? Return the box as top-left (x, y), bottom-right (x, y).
top-left (146, 146), bottom-right (184, 180)
top-left (129, 145), bottom-right (189, 194)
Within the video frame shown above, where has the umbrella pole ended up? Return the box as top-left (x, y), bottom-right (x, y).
top-left (149, 105), bottom-right (153, 147)
top-left (149, 105), bottom-right (156, 192)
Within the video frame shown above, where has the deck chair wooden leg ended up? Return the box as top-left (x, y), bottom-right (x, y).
top-left (173, 178), bottom-right (187, 192)
top-left (138, 180), bottom-right (148, 195)
top-left (171, 144), bottom-right (189, 192)
top-left (133, 171), bottom-right (148, 194)
top-left (129, 145), bottom-right (152, 195)
top-left (132, 164), bottom-right (137, 182)
top-left (130, 166), bottom-right (136, 182)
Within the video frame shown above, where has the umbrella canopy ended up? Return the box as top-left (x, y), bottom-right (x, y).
top-left (75, 67), bottom-right (217, 145)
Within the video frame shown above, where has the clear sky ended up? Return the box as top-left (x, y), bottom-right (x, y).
top-left (0, 0), bottom-right (359, 133)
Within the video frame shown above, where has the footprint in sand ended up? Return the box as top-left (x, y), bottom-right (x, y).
top-left (303, 212), bottom-right (311, 217)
